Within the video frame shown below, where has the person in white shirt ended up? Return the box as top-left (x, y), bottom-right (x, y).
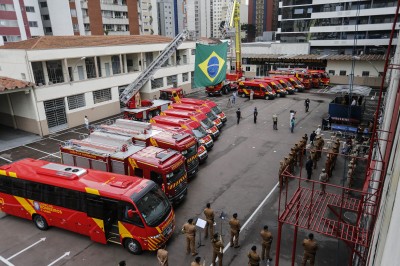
top-left (84, 116), bottom-right (89, 130)
top-left (351, 98), bottom-right (357, 106)
top-left (315, 125), bottom-right (321, 135)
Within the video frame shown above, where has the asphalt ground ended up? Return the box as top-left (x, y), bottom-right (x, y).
top-left (0, 89), bottom-right (353, 266)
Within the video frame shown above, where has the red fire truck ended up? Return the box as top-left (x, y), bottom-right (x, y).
top-left (150, 116), bottom-right (214, 151)
top-left (60, 132), bottom-right (188, 203)
top-left (270, 75), bottom-right (305, 92)
top-left (152, 124), bottom-right (209, 164)
top-left (161, 109), bottom-right (220, 140)
top-left (309, 70), bottom-right (330, 85)
top-left (97, 119), bottom-right (199, 178)
top-left (0, 158), bottom-right (175, 254)
top-left (269, 70), bottom-right (312, 89)
top-left (238, 80), bottom-right (276, 100)
top-left (159, 87), bottom-right (227, 124)
top-left (168, 103), bottom-right (223, 130)
top-left (256, 79), bottom-right (288, 97)
top-left (263, 77), bottom-right (295, 94)
top-left (123, 99), bottom-right (171, 121)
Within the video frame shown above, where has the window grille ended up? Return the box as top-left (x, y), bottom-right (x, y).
top-left (151, 78), bottom-right (164, 89)
top-left (93, 88), bottom-right (112, 104)
top-left (67, 94), bottom-right (86, 110)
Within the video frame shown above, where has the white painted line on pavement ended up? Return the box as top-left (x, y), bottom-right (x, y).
top-left (47, 137), bottom-right (64, 142)
top-left (213, 182), bottom-right (279, 266)
top-left (47, 251), bottom-right (70, 266)
top-left (0, 156), bottom-right (12, 163)
top-left (38, 153), bottom-right (60, 160)
top-left (7, 238), bottom-right (46, 260)
top-left (0, 256), bottom-right (14, 266)
top-left (24, 145), bottom-right (57, 157)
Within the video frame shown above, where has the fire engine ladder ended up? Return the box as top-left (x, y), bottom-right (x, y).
top-left (119, 30), bottom-right (189, 105)
top-left (221, 0), bottom-right (236, 38)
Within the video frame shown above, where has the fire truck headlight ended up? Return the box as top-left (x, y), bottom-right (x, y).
top-left (199, 139), bottom-right (205, 144)
top-left (181, 150), bottom-right (188, 155)
top-left (166, 173), bottom-right (173, 178)
top-left (150, 234), bottom-right (162, 239)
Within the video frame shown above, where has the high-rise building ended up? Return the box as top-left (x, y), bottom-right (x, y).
top-left (248, 0), bottom-right (278, 37)
top-left (184, 0), bottom-right (211, 38)
top-left (277, 0), bottom-right (398, 55)
top-left (157, 0), bottom-right (175, 37)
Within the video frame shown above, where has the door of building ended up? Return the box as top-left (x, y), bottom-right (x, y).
top-left (44, 98), bottom-right (68, 132)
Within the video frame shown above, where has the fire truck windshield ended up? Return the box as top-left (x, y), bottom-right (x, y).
top-left (200, 118), bottom-right (214, 129)
top-left (211, 106), bottom-right (222, 115)
top-left (280, 82), bottom-right (287, 88)
top-left (166, 163), bottom-right (185, 183)
top-left (134, 185), bottom-right (171, 227)
top-left (192, 126), bottom-right (207, 139)
top-left (205, 111), bottom-right (218, 121)
top-left (184, 144), bottom-right (197, 158)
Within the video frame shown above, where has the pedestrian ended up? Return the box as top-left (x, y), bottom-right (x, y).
top-left (290, 110), bottom-right (296, 123)
top-left (247, 245), bottom-right (261, 266)
top-left (232, 91), bottom-right (237, 105)
top-left (236, 108), bottom-right (241, 125)
top-left (272, 114), bottom-right (278, 130)
top-left (310, 131), bottom-right (316, 145)
top-left (191, 256), bottom-right (202, 266)
top-left (118, 261), bottom-right (126, 266)
top-left (305, 98), bottom-right (310, 112)
top-left (351, 98), bottom-right (357, 106)
top-left (301, 233), bottom-right (318, 266)
top-left (253, 107), bottom-right (258, 124)
top-left (319, 168), bottom-right (328, 195)
top-left (315, 125), bottom-right (321, 136)
top-left (182, 218), bottom-right (198, 256)
top-left (84, 115), bottom-right (89, 131)
top-left (203, 203), bottom-right (215, 239)
top-left (227, 97), bottom-right (232, 107)
top-left (290, 117), bottom-right (295, 133)
top-left (157, 244), bottom-right (168, 266)
top-left (211, 233), bottom-right (223, 266)
top-left (229, 213), bottom-right (240, 248)
top-left (305, 156), bottom-right (313, 180)
top-left (260, 225), bottom-right (273, 262)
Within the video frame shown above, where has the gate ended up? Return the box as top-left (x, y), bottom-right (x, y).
top-left (44, 98), bottom-right (67, 132)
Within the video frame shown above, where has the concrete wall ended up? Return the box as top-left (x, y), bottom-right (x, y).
top-left (326, 60), bottom-right (384, 78)
top-left (47, 0), bottom-right (74, 35)
top-left (0, 50), bottom-right (30, 82)
top-left (242, 42), bottom-right (310, 55)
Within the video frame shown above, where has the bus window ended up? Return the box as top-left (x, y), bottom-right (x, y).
top-left (121, 204), bottom-right (144, 227)
top-left (134, 168), bottom-right (143, 178)
top-left (86, 196), bottom-right (104, 219)
top-left (150, 171), bottom-right (163, 186)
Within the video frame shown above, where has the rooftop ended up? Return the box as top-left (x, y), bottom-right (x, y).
top-left (0, 35), bottom-right (174, 50)
top-left (242, 54), bottom-right (386, 61)
top-left (0, 77), bottom-right (34, 92)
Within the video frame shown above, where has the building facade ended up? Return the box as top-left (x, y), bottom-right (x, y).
top-left (0, 35), bottom-right (196, 136)
top-left (157, 0), bottom-right (175, 37)
top-left (248, 0), bottom-right (277, 37)
top-left (277, 0), bottom-right (398, 55)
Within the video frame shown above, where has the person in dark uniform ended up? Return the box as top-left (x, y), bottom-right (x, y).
top-left (253, 107), bottom-right (258, 124)
top-left (211, 233), bottom-right (224, 266)
top-left (182, 219), bottom-right (198, 256)
top-left (310, 131), bottom-right (316, 145)
top-left (229, 213), bottom-right (241, 248)
top-left (203, 203), bottom-right (215, 239)
top-left (236, 108), bottom-right (241, 124)
top-left (260, 225), bottom-right (273, 262)
top-left (305, 98), bottom-right (310, 112)
top-left (302, 233), bottom-right (318, 266)
top-left (272, 114), bottom-right (278, 130)
top-left (305, 156), bottom-right (313, 180)
top-left (247, 245), bottom-right (261, 266)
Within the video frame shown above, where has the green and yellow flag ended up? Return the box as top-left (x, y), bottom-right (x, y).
top-left (193, 42), bottom-right (228, 88)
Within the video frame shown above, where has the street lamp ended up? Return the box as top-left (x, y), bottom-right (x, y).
top-left (69, 56), bottom-right (86, 84)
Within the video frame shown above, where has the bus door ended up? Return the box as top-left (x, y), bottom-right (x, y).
top-left (118, 202), bottom-right (146, 252)
top-left (103, 198), bottom-right (119, 242)
top-left (86, 195), bottom-right (107, 244)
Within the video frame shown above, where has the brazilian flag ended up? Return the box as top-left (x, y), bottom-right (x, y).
top-left (193, 42), bottom-right (228, 88)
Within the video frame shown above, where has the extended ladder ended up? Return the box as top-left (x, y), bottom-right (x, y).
top-left (119, 30), bottom-right (189, 105)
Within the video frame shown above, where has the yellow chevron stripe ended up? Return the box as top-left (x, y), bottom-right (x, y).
top-left (14, 196), bottom-right (36, 216)
top-left (85, 188), bottom-right (100, 195)
top-left (118, 222), bottom-right (133, 239)
top-left (92, 218), bottom-right (104, 232)
top-left (149, 138), bottom-right (158, 147)
top-left (9, 172), bottom-right (17, 178)
top-left (0, 170), bottom-right (5, 176)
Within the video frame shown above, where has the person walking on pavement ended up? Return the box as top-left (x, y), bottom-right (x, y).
top-left (84, 115), bottom-right (89, 131)
top-left (305, 98), bottom-right (310, 112)
top-left (232, 91), bottom-right (237, 105)
top-left (302, 233), bottom-right (318, 266)
top-left (260, 225), bottom-right (273, 262)
top-left (305, 156), bottom-right (313, 180)
top-left (236, 108), bottom-right (242, 125)
top-left (319, 168), bottom-right (328, 195)
top-left (191, 256), bottom-right (202, 266)
top-left (247, 245), bottom-right (261, 266)
top-left (290, 117), bottom-right (295, 133)
top-left (229, 213), bottom-right (241, 248)
top-left (253, 107), bottom-right (258, 124)
top-left (157, 245), bottom-right (168, 266)
top-left (211, 233), bottom-right (224, 266)
top-left (310, 131), bottom-right (317, 145)
top-left (290, 110), bottom-right (296, 123)
top-left (315, 125), bottom-right (322, 136)
top-left (203, 203), bottom-right (214, 239)
top-left (272, 114), bottom-right (278, 130)
top-left (182, 218), bottom-right (198, 256)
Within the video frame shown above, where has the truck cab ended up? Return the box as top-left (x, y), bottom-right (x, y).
top-left (258, 79), bottom-right (288, 97)
top-left (238, 80), bottom-right (276, 100)
top-left (178, 98), bottom-right (227, 124)
top-left (264, 77), bottom-right (295, 94)
top-left (273, 75), bottom-right (305, 92)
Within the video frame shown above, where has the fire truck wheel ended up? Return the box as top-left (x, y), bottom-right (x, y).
top-left (240, 93), bottom-right (245, 98)
top-left (154, 110), bottom-right (160, 116)
top-left (265, 95), bottom-right (270, 100)
top-left (124, 238), bottom-right (142, 255)
top-left (33, 214), bottom-right (49, 230)
top-left (276, 93), bottom-right (281, 98)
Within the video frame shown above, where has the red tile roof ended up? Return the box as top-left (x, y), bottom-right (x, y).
top-left (0, 35), bottom-right (174, 50)
top-left (0, 77), bottom-right (34, 92)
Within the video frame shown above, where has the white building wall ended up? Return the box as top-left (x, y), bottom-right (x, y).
top-left (47, 0), bottom-right (74, 35)
top-left (241, 42), bottom-right (310, 55)
top-left (24, 0), bottom-right (44, 37)
top-left (326, 60), bottom-right (384, 77)
top-left (0, 50), bottom-right (30, 82)
top-left (199, 0), bottom-right (211, 37)
top-left (13, 0), bottom-right (27, 40)
top-left (74, 0), bottom-right (85, 36)
top-left (185, 0), bottom-right (196, 33)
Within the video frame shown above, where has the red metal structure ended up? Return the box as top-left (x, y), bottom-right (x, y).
top-left (275, 2), bottom-right (400, 265)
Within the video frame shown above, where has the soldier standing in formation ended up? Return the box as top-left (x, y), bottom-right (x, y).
top-left (247, 245), bottom-right (261, 266)
top-left (302, 233), bottom-right (318, 266)
top-left (156, 245), bottom-right (168, 266)
top-left (182, 218), bottom-right (198, 256)
top-left (211, 233), bottom-right (224, 266)
top-left (305, 156), bottom-right (313, 180)
top-left (229, 213), bottom-right (241, 248)
top-left (260, 225), bottom-right (273, 262)
top-left (319, 168), bottom-right (328, 194)
top-left (278, 160), bottom-right (287, 188)
top-left (204, 203), bottom-right (215, 239)
top-left (311, 148), bottom-right (318, 169)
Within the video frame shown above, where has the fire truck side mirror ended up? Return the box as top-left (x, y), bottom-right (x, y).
top-left (127, 209), bottom-right (137, 218)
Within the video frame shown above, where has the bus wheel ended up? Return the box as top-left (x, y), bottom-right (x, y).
top-left (124, 238), bottom-right (142, 255)
top-left (33, 215), bottom-right (49, 230)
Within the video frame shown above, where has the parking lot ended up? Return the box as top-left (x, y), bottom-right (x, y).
top-left (0, 90), bottom-right (350, 266)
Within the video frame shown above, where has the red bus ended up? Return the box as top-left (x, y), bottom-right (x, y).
top-left (238, 80), bottom-right (276, 100)
top-left (0, 158), bottom-right (175, 254)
